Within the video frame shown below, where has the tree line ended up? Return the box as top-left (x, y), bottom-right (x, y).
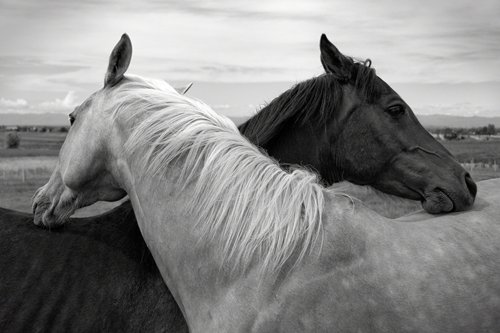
top-left (0, 125), bottom-right (69, 133)
top-left (430, 124), bottom-right (497, 140)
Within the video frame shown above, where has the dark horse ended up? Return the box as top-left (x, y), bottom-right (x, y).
top-left (1, 35), bottom-right (475, 332)
top-left (0, 203), bottom-right (185, 332)
top-left (240, 35), bottom-right (476, 213)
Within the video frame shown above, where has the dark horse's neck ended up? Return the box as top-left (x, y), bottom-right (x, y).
top-left (238, 74), bottom-right (344, 185)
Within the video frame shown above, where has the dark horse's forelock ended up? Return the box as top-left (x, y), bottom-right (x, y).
top-left (239, 60), bottom-right (382, 146)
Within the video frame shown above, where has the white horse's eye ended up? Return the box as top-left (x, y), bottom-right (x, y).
top-left (69, 115), bottom-right (75, 126)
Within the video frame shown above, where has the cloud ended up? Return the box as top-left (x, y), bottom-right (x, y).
top-left (1, 0), bottom-right (499, 116)
top-left (0, 97), bottom-right (28, 109)
top-left (2, 0), bottom-right (499, 85)
top-left (0, 56), bottom-right (90, 76)
top-left (413, 103), bottom-right (498, 117)
top-left (38, 91), bottom-right (78, 112)
top-left (0, 91), bottom-right (79, 114)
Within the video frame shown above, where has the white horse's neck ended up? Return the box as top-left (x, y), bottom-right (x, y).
top-left (105, 87), bottom-right (362, 331)
top-left (120, 154), bottom-right (302, 330)
top-left (115, 152), bottom-right (212, 325)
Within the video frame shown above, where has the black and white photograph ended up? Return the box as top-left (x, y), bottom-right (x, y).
top-left (0, 0), bottom-right (499, 332)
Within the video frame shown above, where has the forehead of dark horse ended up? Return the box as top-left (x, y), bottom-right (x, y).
top-left (350, 64), bottom-right (396, 103)
top-left (372, 76), bottom-right (398, 99)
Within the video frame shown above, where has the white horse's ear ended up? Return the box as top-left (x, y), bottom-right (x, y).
top-left (105, 34), bottom-right (132, 87)
top-left (319, 34), bottom-right (351, 81)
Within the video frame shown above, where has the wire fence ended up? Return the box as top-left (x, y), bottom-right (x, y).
top-left (461, 160), bottom-right (499, 172)
top-left (0, 158), bottom-right (57, 183)
top-left (0, 158), bottom-right (498, 184)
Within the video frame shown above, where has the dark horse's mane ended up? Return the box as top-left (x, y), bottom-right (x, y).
top-left (238, 60), bottom-right (382, 146)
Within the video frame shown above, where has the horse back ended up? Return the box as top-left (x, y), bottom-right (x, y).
top-left (252, 197), bottom-right (500, 333)
top-left (0, 203), bottom-right (187, 333)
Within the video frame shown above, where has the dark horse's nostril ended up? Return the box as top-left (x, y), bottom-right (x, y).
top-left (464, 173), bottom-right (477, 199)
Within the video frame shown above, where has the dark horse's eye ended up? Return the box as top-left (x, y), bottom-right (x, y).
top-left (69, 115), bottom-right (75, 126)
top-left (386, 105), bottom-right (405, 118)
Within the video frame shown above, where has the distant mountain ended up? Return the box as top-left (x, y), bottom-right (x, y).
top-left (0, 112), bottom-right (251, 127)
top-left (2, 112), bottom-right (500, 129)
top-left (233, 114), bottom-right (500, 129)
top-left (417, 114), bottom-right (500, 128)
top-left (0, 113), bottom-right (67, 126)
top-left (228, 116), bottom-right (249, 126)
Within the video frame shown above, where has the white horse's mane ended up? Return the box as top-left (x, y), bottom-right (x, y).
top-left (113, 74), bottom-right (325, 275)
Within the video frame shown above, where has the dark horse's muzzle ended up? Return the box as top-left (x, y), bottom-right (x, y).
top-left (375, 150), bottom-right (477, 214)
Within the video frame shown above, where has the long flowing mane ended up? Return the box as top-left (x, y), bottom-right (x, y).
top-left (113, 75), bottom-right (326, 275)
top-left (239, 60), bottom-right (381, 146)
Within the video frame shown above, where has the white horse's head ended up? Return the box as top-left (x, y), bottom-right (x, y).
top-left (33, 35), bottom-right (135, 227)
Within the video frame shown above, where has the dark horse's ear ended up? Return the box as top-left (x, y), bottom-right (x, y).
top-left (104, 34), bottom-right (132, 87)
top-left (320, 34), bottom-right (351, 81)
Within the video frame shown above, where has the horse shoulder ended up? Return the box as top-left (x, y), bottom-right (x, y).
top-left (250, 195), bottom-right (377, 332)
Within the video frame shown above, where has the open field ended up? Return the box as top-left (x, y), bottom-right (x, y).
top-left (0, 162), bottom-right (423, 218)
top-left (1, 131), bottom-right (499, 217)
top-left (441, 139), bottom-right (500, 164)
top-left (2, 130), bottom-right (500, 163)
top-left (0, 130), bottom-right (65, 157)
top-left (0, 156), bottom-right (123, 216)
top-left (461, 167), bottom-right (500, 182)
top-left (1, 155), bottom-right (498, 218)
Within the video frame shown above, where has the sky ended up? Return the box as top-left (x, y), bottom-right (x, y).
top-left (0, 0), bottom-right (499, 118)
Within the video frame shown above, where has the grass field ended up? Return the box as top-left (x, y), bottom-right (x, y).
top-left (0, 168), bottom-right (124, 217)
top-left (0, 158), bottom-right (424, 218)
top-left (0, 156), bottom-right (123, 216)
top-left (441, 139), bottom-right (500, 164)
top-left (0, 130), bottom-right (65, 157)
top-left (1, 131), bottom-right (499, 217)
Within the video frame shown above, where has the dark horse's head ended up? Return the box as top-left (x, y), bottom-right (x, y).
top-left (239, 34), bottom-right (476, 214)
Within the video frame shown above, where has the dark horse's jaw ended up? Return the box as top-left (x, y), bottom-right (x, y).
top-left (422, 172), bottom-right (477, 214)
top-left (422, 189), bottom-right (455, 214)
top-left (374, 165), bottom-right (477, 214)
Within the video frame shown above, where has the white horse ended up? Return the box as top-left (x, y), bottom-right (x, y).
top-left (33, 35), bottom-right (500, 332)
